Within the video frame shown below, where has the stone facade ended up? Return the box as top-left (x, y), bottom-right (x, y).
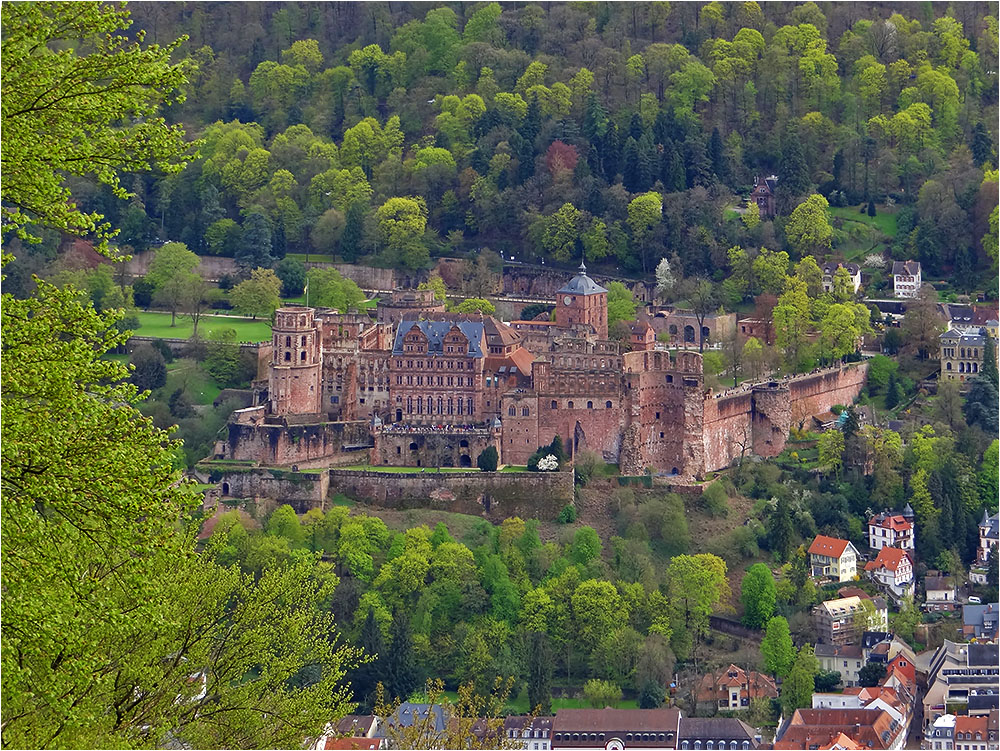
top-left (376, 288), bottom-right (446, 324)
top-left (372, 425), bottom-right (501, 468)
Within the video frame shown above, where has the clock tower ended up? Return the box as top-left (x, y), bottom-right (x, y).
top-left (554, 260), bottom-right (608, 339)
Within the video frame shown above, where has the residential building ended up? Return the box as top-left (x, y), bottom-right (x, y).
top-left (550, 708), bottom-right (681, 750)
top-left (924, 642), bottom-right (1000, 727)
top-left (963, 603), bottom-right (999, 641)
top-left (868, 509), bottom-right (915, 551)
top-left (629, 320), bottom-right (656, 351)
top-left (813, 685), bottom-right (910, 727)
top-left (978, 510), bottom-right (999, 565)
top-left (940, 328), bottom-right (995, 383)
top-left (320, 739), bottom-right (382, 750)
top-left (925, 714), bottom-right (957, 750)
top-left (939, 303), bottom-right (1000, 340)
top-left (694, 664), bottom-right (778, 712)
top-left (312, 715), bottom-right (381, 750)
top-left (953, 714), bottom-right (997, 751)
top-left (822, 262), bottom-right (862, 295)
top-left (376, 703), bottom-right (448, 747)
top-left (503, 717), bottom-right (553, 751)
top-left (774, 708), bottom-right (906, 750)
top-left (816, 643), bottom-right (865, 687)
top-left (676, 718), bottom-right (759, 750)
top-left (809, 535), bottom-right (860, 582)
top-left (865, 547), bottom-right (914, 602)
top-left (925, 576), bottom-right (958, 612)
top-left (750, 175), bottom-right (777, 219)
top-left (814, 595), bottom-right (889, 646)
top-left (893, 260), bottom-right (922, 298)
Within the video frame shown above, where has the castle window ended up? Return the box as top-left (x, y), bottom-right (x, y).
top-left (409, 442), bottom-right (417, 451)
top-left (606, 401), bottom-right (612, 408)
top-left (448, 399), bottom-right (454, 415)
top-left (522, 407), bottom-right (530, 416)
top-left (301, 336), bottom-right (307, 346)
top-left (300, 351), bottom-right (306, 361)
top-left (666, 375), bottom-right (673, 383)
top-left (947, 362), bottom-right (952, 370)
top-left (551, 401), bottom-right (558, 409)
top-left (284, 351), bottom-right (291, 361)
top-left (587, 401), bottom-right (594, 409)
top-left (509, 407), bottom-right (516, 416)
top-left (656, 412), bottom-right (661, 419)
top-left (285, 336), bottom-right (291, 346)
top-left (458, 400), bottom-right (464, 415)
top-left (438, 397), bottom-right (443, 414)
top-left (468, 398), bottom-right (474, 414)
top-left (568, 401), bottom-right (574, 408)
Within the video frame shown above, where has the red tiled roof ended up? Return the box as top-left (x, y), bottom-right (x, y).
top-left (868, 513), bottom-right (912, 532)
top-left (324, 738), bottom-right (378, 750)
top-left (695, 665), bottom-right (778, 703)
top-left (886, 654), bottom-right (915, 684)
top-left (954, 715), bottom-right (988, 736)
top-left (809, 535), bottom-right (851, 558)
top-left (865, 547), bottom-right (910, 573)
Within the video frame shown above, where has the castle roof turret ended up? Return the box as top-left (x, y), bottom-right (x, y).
top-left (557, 260), bottom-right (607, 296)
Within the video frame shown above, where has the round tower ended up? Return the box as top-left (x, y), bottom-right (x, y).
top-left (269, 307), bottom-right (322, 416)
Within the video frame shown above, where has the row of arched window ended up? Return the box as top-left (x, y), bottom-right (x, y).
top-left (405, 396), bottom-right (474, 415)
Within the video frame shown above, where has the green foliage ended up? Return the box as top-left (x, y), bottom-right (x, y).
top-left (557, 504), bottom-right (578, 524)
top-left (781, 645), bottom-right (819, 715)
top-left (230, 267), bottom-right (282, 319)
top-left (583, 679), bottom-right (622, 709)
top-left (477, 446), bottom-right (499, 472)
top-left (607, 281), bottom-right (638, 329)
top-left (740, 564), bottom-right (777, 629)
top-left (761, 617), bottom-right (795, 678)
top-left (307, 267), bottom-right (365, 311)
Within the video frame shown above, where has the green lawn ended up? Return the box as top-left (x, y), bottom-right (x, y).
top-left (829, 206), bottom-right (898, 238)
top-left (134, 311), bottom-right (272, 342)
top-left (162, 359), bottom-right (223, 405)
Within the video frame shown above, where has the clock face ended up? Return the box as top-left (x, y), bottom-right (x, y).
top-left (564, 296), bottom-right (572, 305)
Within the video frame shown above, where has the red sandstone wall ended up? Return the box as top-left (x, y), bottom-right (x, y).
top-left (226, 421), bottom-right (372, 467)
top-left (702, 392), bottom-right (755, 474)
top-left (787, 364), bottom-right (868, 423)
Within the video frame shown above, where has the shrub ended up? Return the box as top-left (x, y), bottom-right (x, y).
top-left (557, 504), bottom-right (577, 524)
top-left (477, 446), bottom-right (498, 472)
top-left (699, 481), bottom-right (729, 517)
top-left (130, 343), bottom-right (166, 392)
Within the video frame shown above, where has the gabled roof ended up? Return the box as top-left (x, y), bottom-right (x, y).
top-left (925, 575), bottom-right (955, 591)
top-left (892, 260), bottom-right (921, 276)
top-left (335, 716), bottom-right (377, 735)
top-left (557, 261), bottom-right (608, 296)
top-left (809, 535), bottom-right (853, 558)
top-left (678, 717), bottom-right (756, 742)
top-left (551, 708), bottom-right (680, 734)
top-left (868, 512), bottom-right (912, 532)
top-left (392, 320), bottom-right (485, 357)
top-left (822, 262), bottom-right (861, 276)
top-left (324, 738), bottom-right (379, 750)
top-left (865, 546), bottom-right (910, 573)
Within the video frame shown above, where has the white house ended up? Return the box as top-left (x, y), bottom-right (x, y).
top-left (892, 260), bottom-right (922, 298)
top-left (821, 262), bottom-right (862, 295)
top-left (808, 535), bottom-right (860, 582)
top-left (925, 575), bottom-right (957, 611)
top-left (864, 547), bottom-right (914, 602)
top-left (868, 508), bottom-right (914, 551)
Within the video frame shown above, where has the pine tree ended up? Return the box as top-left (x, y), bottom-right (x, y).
top-left (238, 211), bottom-right (273, 272)
top-left (340, 201), bottom-right (366, 262)
top-left (384, 611), bottom-right (420, 702)
top-left (779, 128), bottom-right (811, 207)
top-left (885, 372), bottom-right (901, 409)
top-left (709, 127), bottom-right (727, 183)
top-left (352, 607), bottom-right (386, 710)
top-left (982, 335), bottom-right (998, 388)
top-left (622, 137), bottom-right (641, 192)
top-left (526, 631), bottom-right (553, 715)
top-left (662, 139), bottom-right (686, 193)
top-left (637, 132), bottom-right (657, 192)
top-left (767, 496), bottom-right (794, 561)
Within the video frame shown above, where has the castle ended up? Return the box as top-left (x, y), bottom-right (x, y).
top-left (221, 263), bottom-right (866, 477)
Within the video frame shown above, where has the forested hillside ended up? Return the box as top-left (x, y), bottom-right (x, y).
top-left (10, 1), bottom-right (996, 291)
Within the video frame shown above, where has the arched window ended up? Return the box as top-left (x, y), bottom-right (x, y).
top-left (301, 336), bottom-right (307, 346)
top-left (284, 351), bottom-right (291, 361)
top-left (961, 347), bottom-right (966, 358)
top-left (551, 400), bottom-right (558, 409)
top-left (669, 324), bottom-right (678, 335)
top-left (437, 397), bottom-right (443, 415)
top-left (522, 407), bottom-right (530, 416)
top-left (606, 401), bottom-right (612, 408)
top-left (960, 362), bottom-right (966, 372)
top-left (684, 325), bottom-right (695, 342)
top-left (947, 362), bottom-right (952, 370)
top-left (973, 362), bottom-right (979, 372)
top-left (587, 401), bottom-right (594, 409)
top-left (568, 401), bottom-right (574, 408)
top-left (509, 406), bottom-right (516, 416)
top-left (285, 336), bottom-right (291, 346)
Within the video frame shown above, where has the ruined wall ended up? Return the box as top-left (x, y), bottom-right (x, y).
top-left (787, 364), bottom-right (868, 425)
top-left (372, 428), bottom-right (499, 468)
top-left (225, 420), bottom-right (372, 467)
top-left (332, 264), bottom-right (401, 290)
top-left (215, 468), bottom-right (329, 513)
top-left (501, 266), bottom-right (654, 302)
top-left (499, 392), bottom-right (539, 465)
top-left (328, 469), bottom-right (574, 520)
top-left (702, 391), bottom-right (755, 475)
top-left (751, 384), bottom-right (792, 458)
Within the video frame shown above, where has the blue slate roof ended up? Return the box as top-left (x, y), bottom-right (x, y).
top-left (557, 262), bottom-right (607, 296)
top-left (392, 319), bottom-right (485, 357)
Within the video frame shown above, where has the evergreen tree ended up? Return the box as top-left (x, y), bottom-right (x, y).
top-left (340, 201), bottom-right (366, 262)
top-left (971, 122), bottom-right (994, 167)
top-left (582, 93), bottom-right (608, 142)
top-left (353, 607), bottom-right (386, 710)
top-left (601, 122), bottom-right (621, 180)
top-left (526, 631), bottom-right (553, 715)
top-left (637, 132), bottom-right (657, 192)
top-left (779, 128), bottom-right (811, 207)
top-left (885, 372), bottom-right (901, 409)
top-left (708, 127), bottom-right (727, 183)
top-left (982, 335), bottom-right (998, 388)
top-left (238, 211), bottom-right (273, 272)
top-left (384, 611), bottom-right (420, 702)
top-left (867, 199), bottom-right (876, 217)
top-left (622, 137), bottom-right (641, 192)
top-left (662, 139), bottom-right (686, 193)
top-left (684, 134), bottom-right (712, 188)
top-left (767, 496), bottom-right (794, 561)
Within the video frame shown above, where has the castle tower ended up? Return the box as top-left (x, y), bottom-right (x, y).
top-left (269, 306), bottom-right (322, 416)
top-left (555, 260), bottom-right (608, 339)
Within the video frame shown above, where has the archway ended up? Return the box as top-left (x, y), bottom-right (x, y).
top-left (459, 454), bottom-right (472, 467)
top-left (683, 325), bottom-right (695, 343)
top-left (221, 482), bottom-right (230, 495)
